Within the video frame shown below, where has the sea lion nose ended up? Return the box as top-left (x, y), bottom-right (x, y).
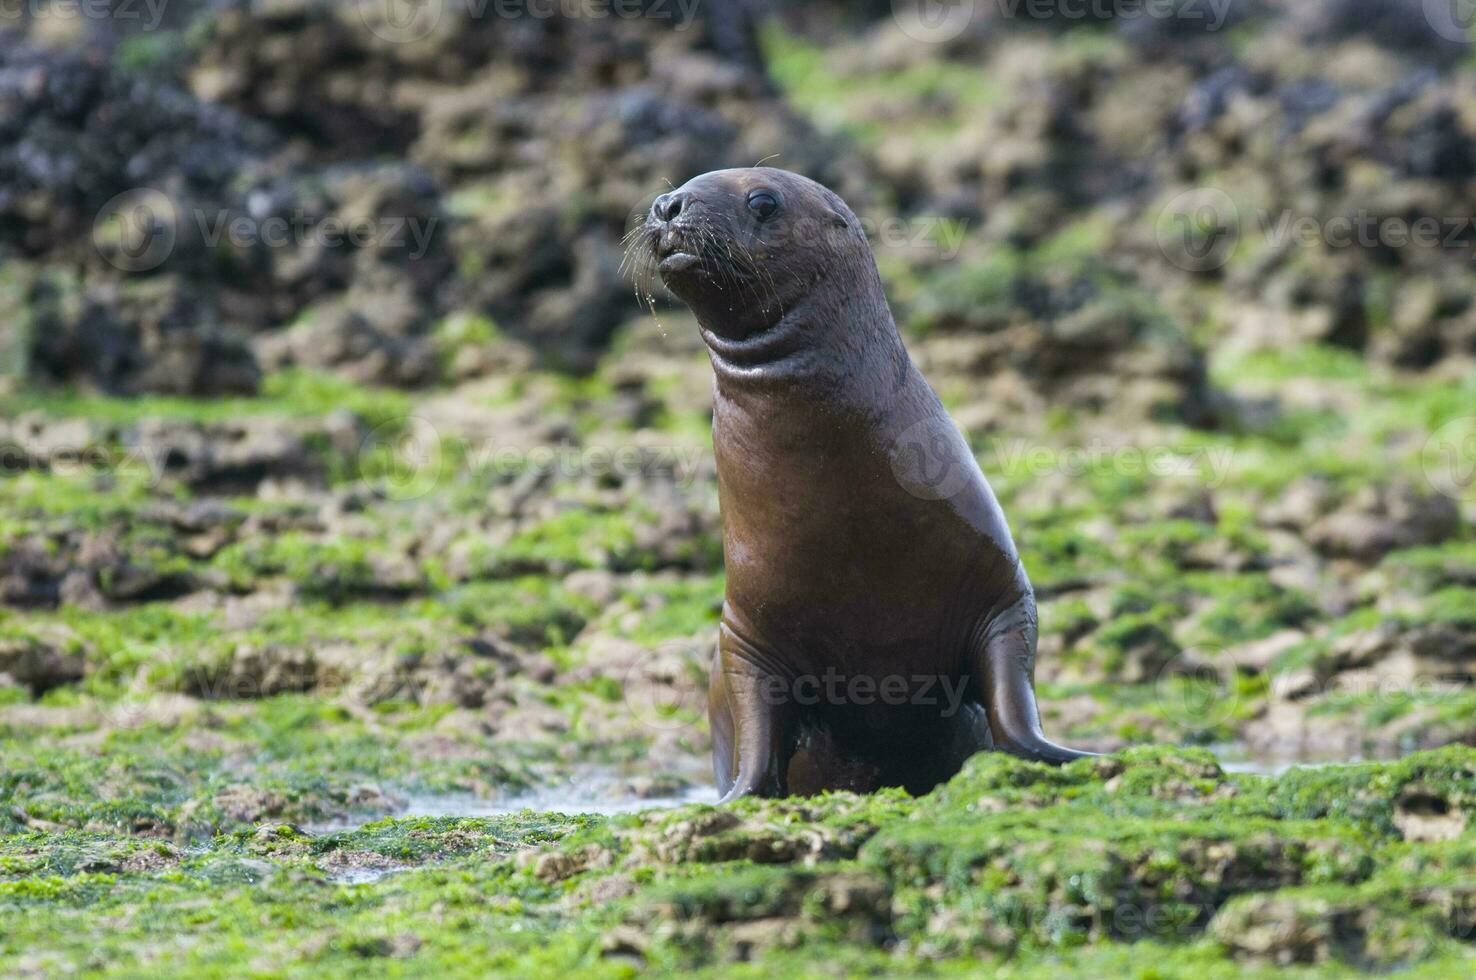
top-left (652, 191), bottom-right (686, 223)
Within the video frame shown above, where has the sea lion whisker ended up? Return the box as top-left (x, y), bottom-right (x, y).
top-left (621, 223), bottom-right (663, 319)
top-left (619, 215), bottom-right (652, 277)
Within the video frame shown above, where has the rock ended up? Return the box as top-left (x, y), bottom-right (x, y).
top-left (1264, 478), bottom-right (1341, 532)
top-left (912, 274), bottom-right (1215, 426)
top-left (26, 274), bottom-right (262, 397)
top-left (521, 843), bottom-right (613, 883)
top-left (197, 784), bottom-right (286, 825)
top-left (0, 539), bottom-right (67, 608)
top-left (185, 0), bottom-right (859, 370)
top-left (1210, 893), bottom-right (1344, 965)
top-left (1292, 0), bottom-right (1474, 62)
top-left (318, 633), bottom-right (546, 709)
top-left (0, 414), bottom-right (328, 495)
top-left (1229, 630), bottom-right (1308, 674)
top-left (623, 774), bottom-right (690, 800)
top-left (0, 42), bottom-right (274, 394)
top-left (562, 569), bottom-right (623, 608)
top-left (253, 300), bottom-right (441, 385)
top-left (0, 628), bottom-right (85, 695)
top-left (635, 866), bottom-right (892, 958)
top-left (598, 923), bottom-right (648, 960)
top-left (129, 418), bottom-right (327, 493)
top-left (1321, 621), bottom-right (1476, 684)
top-left (1165, 489), bottom-right (1219, 524)
top-left (185, 644), bottom-right (317, 700)
top-left (1308, 483), bottom-right (1461, 563)
top-left (0, 39), bottom-right (456, 392)
top-left (1393, 785), bottom-right (1468, 843)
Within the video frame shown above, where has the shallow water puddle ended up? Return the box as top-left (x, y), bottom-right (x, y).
top-left (1210, 743), bottom-right (1375, 776)
top-left (397, 781), bottom-right (720, 820)
top-left (311, 768), bottom-right (720, 837)
top-left (318, 771), bottom-right (719, 884)
top-left (327, 866), bottom-right (405, 885)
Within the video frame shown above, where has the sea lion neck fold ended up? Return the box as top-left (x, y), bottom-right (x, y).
top-left (696, 273), bottom-right (907, 395)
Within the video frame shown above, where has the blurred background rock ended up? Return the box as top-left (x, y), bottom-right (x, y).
top-left (4, 1), bottom-right (1474, 398)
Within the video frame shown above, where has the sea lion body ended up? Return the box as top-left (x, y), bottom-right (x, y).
top-left (636, 167), bottom-right (1091, 799)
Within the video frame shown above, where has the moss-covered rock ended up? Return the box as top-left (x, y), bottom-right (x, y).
top-left (7, 747), bottom-right (1476, 975)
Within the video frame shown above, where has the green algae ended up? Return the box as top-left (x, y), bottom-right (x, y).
top-left (0, 695), bottom-right (541, 838)
top-left (762, 25), bottom-right (1004, 149)
top-left (6, 747), bottom-right (1476, 976)
top-left (0, 369), bottom-right (413, 431)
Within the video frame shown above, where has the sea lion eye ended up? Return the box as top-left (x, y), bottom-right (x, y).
top-left (747, 191), bottom-right (779, 222)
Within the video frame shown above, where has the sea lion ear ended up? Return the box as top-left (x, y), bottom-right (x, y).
top-left (826, 208), bottom-right (849, 229)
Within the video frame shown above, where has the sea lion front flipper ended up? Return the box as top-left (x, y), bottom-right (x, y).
top-left (710, 643), bottom-right (792, 802)
top-left (975, 603), bottom-right (1095, 766)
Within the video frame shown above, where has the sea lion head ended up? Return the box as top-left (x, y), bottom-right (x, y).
top-left (634, 167), bottom-right (870, 341)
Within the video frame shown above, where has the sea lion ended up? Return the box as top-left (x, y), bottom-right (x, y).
top-left (634, 167), bottom-right (1093, 801)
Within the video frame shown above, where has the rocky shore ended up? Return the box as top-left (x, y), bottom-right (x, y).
top-left (2, 1), bottom-right (1474, 975)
